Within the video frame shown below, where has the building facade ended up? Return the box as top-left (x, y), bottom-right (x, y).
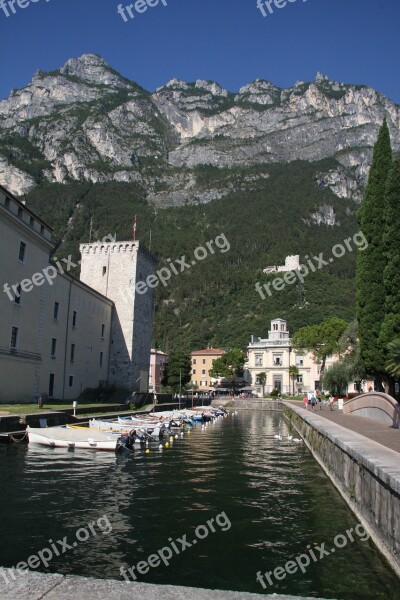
top-left (245, 319), bottom-right (316, 396)
top-left (149, 349), bottom-right (168, 393)
top-left (0, 185), bottom-right (156, 403)
top-left (263, 255), bottom-right (300, 274)
top-left (190, 348), bottom-right (225, 390)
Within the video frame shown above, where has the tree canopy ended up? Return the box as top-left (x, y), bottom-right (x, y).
top-left (209, 349), bottom-right (246, 385)
top-left (161, 351), bottom-right (192, 393)
top-left (292, 316), bottom-right (348, 374)
top-left (380, 157), bottom-right (400, 359)
top-left (386, 339), bottom-right (400, 380)
top-left (356, 119), bottom-right (392, 379)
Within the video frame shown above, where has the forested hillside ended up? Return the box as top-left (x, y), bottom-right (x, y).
top-left (25, 158), bottom-right (359, 352)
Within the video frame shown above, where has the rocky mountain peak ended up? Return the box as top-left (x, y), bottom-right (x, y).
top-left (315, 72), bottom-right (329, 82)
top-left (59, 53), bottom-right (130, 88)
top-left (0, 54), bottom-right (399, 205)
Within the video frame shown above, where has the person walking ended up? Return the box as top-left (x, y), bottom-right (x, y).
top-left (303, 395), bottom-right (309, 411)
top-left (310, 395), bottom-right (316, 411)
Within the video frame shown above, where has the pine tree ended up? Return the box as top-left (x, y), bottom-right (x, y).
top-left (380, 156), bottom-right (400, 368)
top-left (356, 119), bottom-right (392, 380)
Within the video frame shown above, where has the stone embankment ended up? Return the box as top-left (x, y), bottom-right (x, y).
top-left (283, 402), bottom-right (400, 578)
top-left (0, 570), bottom-right (334, 600)
top-left (212, 398), bottom-right (282, 410)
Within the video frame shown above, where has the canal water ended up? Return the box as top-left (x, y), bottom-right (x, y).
top-left (0, 411), bottom-right (398, 599)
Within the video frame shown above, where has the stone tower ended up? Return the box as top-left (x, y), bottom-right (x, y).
top-left (79, 241), bottom-right (157, 393)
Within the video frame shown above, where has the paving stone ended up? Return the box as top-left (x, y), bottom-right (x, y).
top-left (0, 571), bottom-right (334, 600)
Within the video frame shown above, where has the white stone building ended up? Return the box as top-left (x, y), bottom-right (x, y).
top-left (263, 255), bottom-right (300, 274)
top-left (244, 318), bottom-right (316, 396)
top-left (0, 185), bottom-right (156, 403)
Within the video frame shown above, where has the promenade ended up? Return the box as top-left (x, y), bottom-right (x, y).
top-left (0, 571), bottom-right (333, 600)
top-left (287, 401), bottom-right (400, 453)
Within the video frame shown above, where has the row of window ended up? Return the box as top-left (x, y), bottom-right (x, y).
top-left (12, 296), bottom-right (105, 338)
top-left (52, 339), bottom-right (104, 366)
top-left (9, 327), bottom-right (104, 367)
top-left (192, 369), bottom-right (208, 376)
top-left (192, 380), bottom-right (208, 387)
top-left (192, 358), bottom-right (217, 365)
top-left (47, 373), bottom-right (77, 394)
top-left (254, 354), bottom-right (305, 367)
top-left (255, 374), bottom-right (304, 385)
top-left (5, 197), bottom-right (46, 236)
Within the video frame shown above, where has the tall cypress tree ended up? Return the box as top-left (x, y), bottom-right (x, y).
top-left (380, 156), bottom-right (400, 366)
top-left (356, 119), bottom-right (392, 380)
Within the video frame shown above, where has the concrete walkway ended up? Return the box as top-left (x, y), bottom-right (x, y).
top-left (0, 571), bottom-right (334, 600)
top-left (287, 401), bottom-right (400, 453)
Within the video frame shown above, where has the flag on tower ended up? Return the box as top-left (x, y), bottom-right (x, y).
top-left (133, 215), bottom-right (137, 240)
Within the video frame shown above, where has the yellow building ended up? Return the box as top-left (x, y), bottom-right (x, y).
top-left (190, 348), bottom-right (225, 390)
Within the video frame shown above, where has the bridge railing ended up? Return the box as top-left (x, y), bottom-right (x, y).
top-left (343, 392), bottom-right (400, 428)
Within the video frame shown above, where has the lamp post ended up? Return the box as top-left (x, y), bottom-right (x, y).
top-left (179, 369), bottom-right (182, 410)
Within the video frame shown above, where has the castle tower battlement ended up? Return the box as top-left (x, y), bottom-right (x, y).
top-left (79, 240), bottom-right (157, 393)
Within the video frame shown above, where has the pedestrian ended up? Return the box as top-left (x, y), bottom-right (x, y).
top-left (303, 395), bottom-right (309, 411)
top-left (329, 395), bottom-right (334, 411)
top-left (310, 395), bottom-right (316, 411)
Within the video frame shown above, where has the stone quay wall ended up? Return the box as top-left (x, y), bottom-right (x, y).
top-left (283, 402), bottom-right (400, 578)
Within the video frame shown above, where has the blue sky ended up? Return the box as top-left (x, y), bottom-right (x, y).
top-left (1, 0), bottom-right (399, 102)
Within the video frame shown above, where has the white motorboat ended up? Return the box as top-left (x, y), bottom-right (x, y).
top-left (88, 419), bottom-right (168, 438)
top-left (26, 425), bottom-right (119, 451)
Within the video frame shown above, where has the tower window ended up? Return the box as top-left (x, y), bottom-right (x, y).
top-left (53, 302), bottom-right (60, 320)
top-left (102, 266), bottom-right (107, 276)
top-left (101, 324), bottom-right (105, 339)
top-left (19, 241), bottom-right (27, 263)
top-left (100, 352), bottom-right (104, 367)
top-left (10, 326), bottom-right (19, 350)
top-left (51, 338), bottom-right (57, 358)
top-left (70, 344), bottom-right (75, 362)
top-left (14, 285), bottom-right (22, 305)
top-left (68, 375), bottom-right (74, 388)
top-left (72, 311), bottom-right (77, 328)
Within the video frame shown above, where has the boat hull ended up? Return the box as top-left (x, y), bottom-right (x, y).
top-left (26, 426), bottom-right (119, 451)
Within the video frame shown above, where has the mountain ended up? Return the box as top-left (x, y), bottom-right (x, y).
top-left (1, 54), bottom-right (399, 204)
top-left (1, 54), bottom-right (399, 351)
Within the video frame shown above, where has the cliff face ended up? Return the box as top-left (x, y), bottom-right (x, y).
top-left (1, 54), bottom-right (399, 204)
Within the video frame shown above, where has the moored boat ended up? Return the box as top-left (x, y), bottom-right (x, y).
top-left (26, 425), bottom-right (120, 451)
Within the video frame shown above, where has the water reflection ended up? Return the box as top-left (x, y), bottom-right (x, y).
top-left (0, 413), bottom-right (398, 599)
